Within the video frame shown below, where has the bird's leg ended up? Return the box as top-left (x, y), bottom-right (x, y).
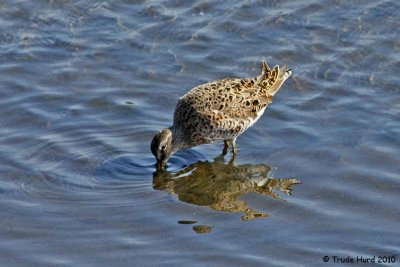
top-left (228, 149), bottom-right (236, 165)
top-left (231, 138), bottom-right (237, 156)
top-left (222, 139), bottom-right (230, 156)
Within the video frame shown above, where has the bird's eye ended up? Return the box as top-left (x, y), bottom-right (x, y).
top-left (161, 145), bottom-right (166, 150)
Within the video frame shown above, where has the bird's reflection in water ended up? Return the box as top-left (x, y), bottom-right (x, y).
top-left (153, 156), bottom-right (300, 221)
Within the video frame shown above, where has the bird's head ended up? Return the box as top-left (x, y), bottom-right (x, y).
top-left (150, 128), bottom-right (173, 170)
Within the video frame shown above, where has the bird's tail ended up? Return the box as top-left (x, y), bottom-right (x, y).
top-left (256, 60), bottom-right (292, 96)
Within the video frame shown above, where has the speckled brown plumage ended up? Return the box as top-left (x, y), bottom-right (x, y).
top-left (151, 60), bottom-right (292, 169)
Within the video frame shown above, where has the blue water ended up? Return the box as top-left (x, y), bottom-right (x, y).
top-left (0, 0), bottom-right (399, 266)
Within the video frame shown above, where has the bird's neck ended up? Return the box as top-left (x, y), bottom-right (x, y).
top-left (169, 126), bottom-right (190, 153)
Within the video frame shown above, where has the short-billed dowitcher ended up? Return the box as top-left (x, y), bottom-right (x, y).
top-left (151, 60), bottom-right (292, 170)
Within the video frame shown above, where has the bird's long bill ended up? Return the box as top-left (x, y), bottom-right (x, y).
top-left (156, 160), bottom-right (166, 171)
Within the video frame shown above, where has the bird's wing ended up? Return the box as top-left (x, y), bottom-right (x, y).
top-left (175, 60), bottom-right (291, 130)
top-left (186, 77), bottom-right (272, 122)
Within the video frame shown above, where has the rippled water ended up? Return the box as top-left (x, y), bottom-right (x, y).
top-left (1, 0), bottom-right (399, 266)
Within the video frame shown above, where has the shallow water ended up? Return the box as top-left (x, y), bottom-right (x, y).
top-left (0, 0), bottom-right (399, 266)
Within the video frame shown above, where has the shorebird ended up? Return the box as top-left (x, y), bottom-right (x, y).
top-left (151, 60), bottom-right (292, 170)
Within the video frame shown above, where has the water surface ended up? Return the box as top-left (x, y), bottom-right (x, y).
top-left (0, 0), bottom-right (399, 266)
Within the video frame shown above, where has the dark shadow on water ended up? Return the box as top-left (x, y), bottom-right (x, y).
top-left (153, 156), bottom-right (300, 221)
